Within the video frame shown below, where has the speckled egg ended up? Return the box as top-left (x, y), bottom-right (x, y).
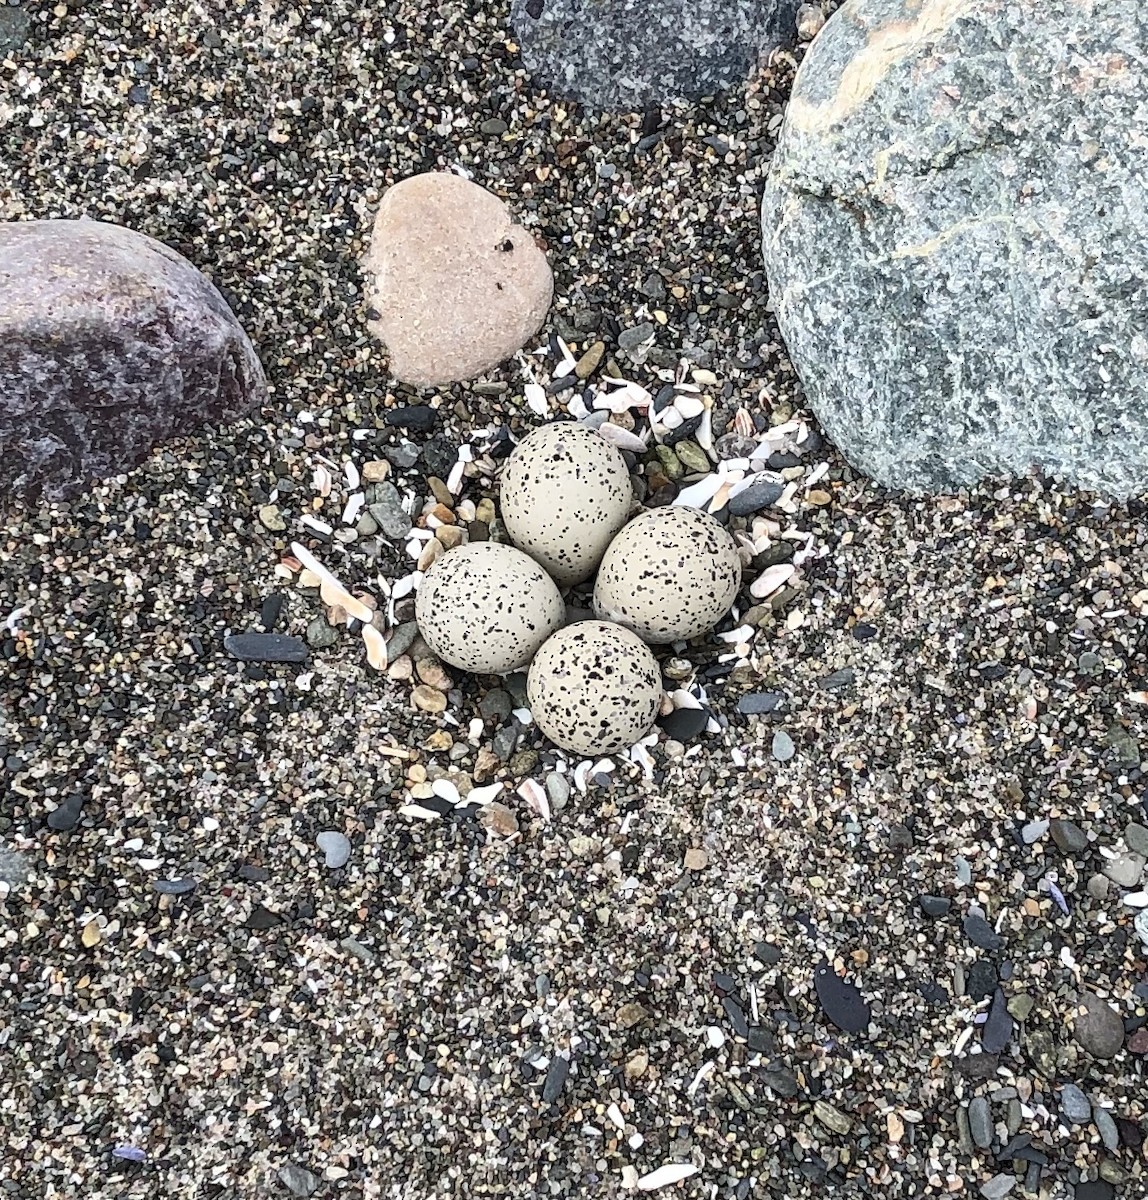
top-left (527, 621), bottom-right (662, 755)
top-left (500, 421), bottom-right (634, 586)
top-left (593, 505), bottom-right (742, 644)
top-left (415, 542), bottom-right (564, 674)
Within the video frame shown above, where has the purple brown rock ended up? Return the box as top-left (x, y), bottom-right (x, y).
top-left (0, 218), bottom-right (267, 502)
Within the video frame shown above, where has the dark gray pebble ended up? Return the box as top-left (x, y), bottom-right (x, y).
top-left (1050, 818), bottom-right (1088, 853)
top-left (541, 1053), bottom-right (569, 1103)
top-left (260, 592), bottom-right (285, 631)
top-left (47, 793), bottom-right (85, 831)
top-left (224, 633), bottom-right (308, 663)
top-left (728, 480), bottom-right (784, 516)
top-left (919, 894), bottom-right (951, 917)
top-left (722, 996), bottom-right (750, 1038)
top-left (658, 706), bottom-right (709, 741)
top-left (753, 941), bottom-right (781, 966)
top-left (737, 692), bottom-right (783, 715)
top-left (383, 404), bottom-right (436, 432)
top-left (154, 878), bottom-right (196, 895)
top-left (967, 960), bottom-right (998, 1000)
top-left (813, 960), bottom-right (870, 1033)
top-left (964, 912), bottom-right (1004, 951)
top-left (982, 988), bottom-right (1014, 1053)
top-left (760, 1068), bottom-right (800, 1097)
top-left (246, 905), bottom-right (284, 929)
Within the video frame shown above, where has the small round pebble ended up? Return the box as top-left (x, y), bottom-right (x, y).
top-left (316, 831), bottom-right (351, 869)
top-left (772, 730), bottom-right (796, 761)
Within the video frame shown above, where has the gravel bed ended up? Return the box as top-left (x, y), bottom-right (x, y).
top-left (1, 2), bottom-right (1146, 1198)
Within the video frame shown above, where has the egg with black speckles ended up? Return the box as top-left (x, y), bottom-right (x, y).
top-left (593, 505), bottom-right (742, 644)
top-left (416, 541), bottom-right (565, 674)
top-left (500, 421), bottom-right (634, 586)
top-left (527, 621), bottom-right (662, 754)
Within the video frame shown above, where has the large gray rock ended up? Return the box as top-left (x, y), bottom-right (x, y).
top-left (0, 219), bottom-right (266, 502)
top-left (511, 0), bottom-right (801, 112)
top-left (762, 0), bottom-right (1148, 496)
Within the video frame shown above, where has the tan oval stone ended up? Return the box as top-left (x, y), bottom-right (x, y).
top-left (363, 173), bottom-right (553, 385)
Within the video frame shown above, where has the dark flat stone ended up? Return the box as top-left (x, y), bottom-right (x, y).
top-left (746, 1027), bottom-right (774, 1053)
top-left (722, 996), bottom-right (750, 1038)
top-left (224, 633), bottom-right (308, 663)
top-left (260, 592), bottom-right (285, 632)
top-left (753, 941), bottom-right (782, 966)
top-left (47, 792), bottom-right (85, 831)
top-left (737, 692), bottom-right (784, 715)
top-left (237, 865), bottom-right (271, 882)
top-left (245, 905), bottom-right (284, 930)
top-left (966, 960), bottom-right (998, 1001)
top-left (982, 988), bottom-right (1015, 1053)
top-left (1050, 818), bottom-right (1088, 853)
top-left (813, 960), bottom-right (870, 1034)
top-left (728, 480), bottom-right (784, 516)
top-left (1073, 1184), bottom-right (1115, 1200)
top-left (712, 972), bottom-right (737, 994)
top-left (919, 894), bottom-right (951, 918)
top-left (658, 706), bottom-right (709, 741)
top-left (964, 912), bottom-right (1004, 951)
top-left (918, 980), bottom-right (949, 1007)
top-left (154, 878), bottom-right (196, 895)
top-left (759, 1068), bottom-right (800, 1097)
top-left (541, 1053), bottom-right (569, 1103)
top-left (383, 404), bottom-right (436, 432)
top-left (953, 1053), bottom-right (1000, 1080)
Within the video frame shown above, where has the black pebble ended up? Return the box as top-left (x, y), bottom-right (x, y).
top-left (261, 592), bottom-right (285, 632)
top-left (966, 960), bottom-right (998, 1000)
top-left (737, 692), bottom-right (783, 715)
top-left (224, 633), bottom-right (308, 663)
top-left (852, 623), bottom-right (878, 640)
top-left (47, 793), bottom-right (85, 831)
top-left (753, 941), bottom-right (781, 966)
top-left (658, 706), bottom-right (709, 741)
top-left (918, 980), bottom-right (948, 1007)
top-left (712, 972), bottom-right (737, 994)
top-left (383, 404), bottom-right (436, 432)
top-left (918, 895), bottom-right (951, 918)
top-left (981, 988), bottom-right (1014, 1053)
top-left (245, 906), bottom-right (284, 930)
top-left (746, 1027), bottom-right (774, 1053)
top-left (1073, 1182), bottom-right (1115, 1200)
top-left (541, 1054), bottom-right (569, 1103)
top-left (237, 865), bottom-right (271, 882)
top-left (728, 481), bottom-right (784, 516)
top-left (813, 960), bottom-right (871, 1033)
top-left (722, 996), bottom-right (750, 1038)
top-left (964, 912), bottom-right (1003, 951)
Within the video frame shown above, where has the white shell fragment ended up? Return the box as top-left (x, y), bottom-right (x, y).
top-left (637, 1163), bottom-right (699, 1191)
top-left (361, 623), bottom-right (388, 671)
top-left (290, 542), bottom-right (376, 623)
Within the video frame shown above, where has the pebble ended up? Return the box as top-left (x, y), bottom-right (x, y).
top-left (728, 480), bottom-right (784, 516)
top-left (480, 803), bottom-right (520, 837)
top-left (361, 459), bottom-right (390, 483)
top-left (618, 321), bottom-right (655, 353)
top-left (1093, 1107), bottom-right (1120, 1152)
top-left (369, 483), bottom-right (413, 539)
top-left (982, 989), bottom-right (1014, 1053)
top-left (1072, 992), bottom-right (1126, 1059)
top-left (1050, 818), bottom-right (1088, 853)
top-left (258, 503), bottom-right (286, 531)
top-left (383, 405), bottom-right (438, 431)
top-left (386, 622), bottom-right (419, 661)
top-left (154, 878), bottom-right (196, 895)
top-left (415, 657), bottom-right (453, 692)
top-left (277, 1164), bottom-right (321, 1197)
top-left (753, 941), bottom-right (782, 966)
top-left (737, 692), bottom-right (783, 715)
top-left (47, 793), bottom-right (85, 831)
top-left (722, 996), bottom-right (750, 1038)
top-left (771, 730), bottom-right (795, 761)
top-left (542, 1054), bottom-right (570, 1103)
top-left (683, 848), bottom-right (708, 871)
top-left (813, 960), bottom-right (870, 1033)
top-left (760, 1068), bottom-right (800, 1097)
top-left (1059, 1083), bottom-right (1091, 1123)
top-left (968, 1096), bottom-right (993, 1148)
top-left (544, 774), bottom-right (570, 813)
top-left (812, 1100), bottom-right (851, 1135)
top-left (967, 960), bottom-right (998, 1000)
top-left (659, 707), bottom-right (709, 741)
top-left (1102, 851), bottom-right (1145, 888)
top-left (316, 831), bottom-right (351, 869)
top-left (1020, 818), bottom-right (1049, 844)
top-left (1125, 821), bottom-right (1148, 855)
top-left (918, 894), bottom-right (951, 918)
top-left (964, 912), bottom-right (1003, 951)
top-left (1087, 873), bottom-right (1110, 900)
top-left (224, 633), bottom-right (308, 663)
top-left (1074, 1182), bottom-right (1115, 1200)
top-left (305, 616), bottom-right (339, 649)
top-left (979, 1174), bottom-right (1015, 1200)
top-left (411, 684), bottom-right (447, 714)
top-left (575, 341), bottom-right (605, 378)
top-left (0, 849), bottom-right (30, 890)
